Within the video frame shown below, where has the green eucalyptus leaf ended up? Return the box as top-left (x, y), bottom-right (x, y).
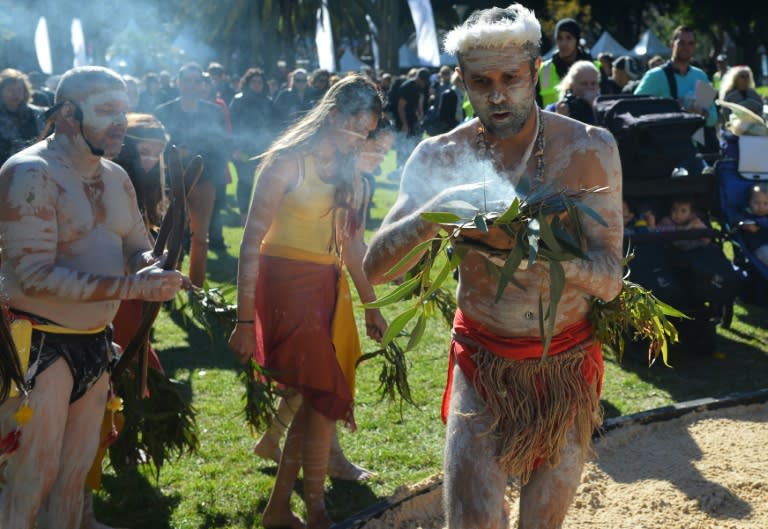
top-left (384, 238), bottom-right (437, 278)
top-left (423, 249), bottom-right (462, 299)
top-left (551, 220), bottom-right (587, 258)
top-left (406, 313), bottom-right (427, 351)
top-left (381, 305), bottom-right (419, 347)
top-left (494, 243), bottom-right (525, 303)
top-left (473, 214), bottom-right (489, 232)
top-left (356, 350), bottom-right (382, 366)
top-left (538, 212), bottom-right (562, 253)
top-left (542, 260), bottom-right (566, 358)
top-left (572, 199), bottom-right (608, 227)
top-left (364, 275), bottom-right (422, 308)
top-left (494, 197), bottom-right (521, 224)
top-left (421, 211), bottom-right (463, 224)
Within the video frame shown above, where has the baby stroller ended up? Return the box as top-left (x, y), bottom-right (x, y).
top-left (718, 131), bottom-right (768, 306)
top-left (595, 94), bottom-right (741, 355)
top-left (594, 94), bottom-right (709, 179)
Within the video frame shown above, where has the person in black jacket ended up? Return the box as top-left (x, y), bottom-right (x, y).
top-left (154, 62), bottom-right (229, 287)
top-left (229, 67), bottom-right (277, 225)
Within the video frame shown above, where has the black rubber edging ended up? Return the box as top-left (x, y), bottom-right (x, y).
top-left (596, 387), bottom-right (768, 437)
top-left (334, 388), bottom-right (768, 529)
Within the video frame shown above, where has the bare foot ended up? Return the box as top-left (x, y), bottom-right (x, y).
top-left (327, 455), bottom-right (376, 481)
top-left (262, 509), bottom-right (306, 529)
top-left (253, 435), bottom-right (282, 464)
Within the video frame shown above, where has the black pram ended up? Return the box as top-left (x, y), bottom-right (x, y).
top-left (595, 95), bottom-right (743, 355)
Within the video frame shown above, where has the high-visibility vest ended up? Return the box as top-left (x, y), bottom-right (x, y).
top-left (538, 58), bottom-right (603, 107)
top-left (538, 60), bottom-right (562, 107)
top-left (462, 92), bottom-right (474, 119)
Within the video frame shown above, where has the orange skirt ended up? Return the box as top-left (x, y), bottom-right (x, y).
top-left (254, 253), bottom-right (354, 427)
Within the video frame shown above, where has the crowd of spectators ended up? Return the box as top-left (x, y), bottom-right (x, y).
top-left (2, 20), bottom-right (766, 305)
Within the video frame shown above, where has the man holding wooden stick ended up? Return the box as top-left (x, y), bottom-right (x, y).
top-left (364, 5), bottom-right (623, 528)
top-left (0, 66), bottom-right (182, 529)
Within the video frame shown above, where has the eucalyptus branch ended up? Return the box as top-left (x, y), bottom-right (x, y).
top-left (590, 251), bottom-right (689, 366)
top-left (357, 339), bottom-right (416, 418)
top-left (241, 360), bottom-right (283, 434)
top-left (368, 186), bottom-right (607, 358)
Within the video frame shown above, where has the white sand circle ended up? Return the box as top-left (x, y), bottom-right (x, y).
top-left (352, 400), bottom-right (768, 529)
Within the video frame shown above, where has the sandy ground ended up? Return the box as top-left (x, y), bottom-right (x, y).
top-left (359, 402), bottom-right (768, 529)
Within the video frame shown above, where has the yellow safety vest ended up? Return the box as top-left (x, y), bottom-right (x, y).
top-left (538, 60), bottom-right (562, 107)
top-left (538, 58), bottom-right (603, 107)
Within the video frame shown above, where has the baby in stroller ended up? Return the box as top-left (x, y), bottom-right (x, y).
top-left (717, 130), bottom-right (768, 305)
top-left (734, 184), bottom-right (768, 266)
top-left (657, 197), bottom-right (711, 251)
top-left (623, 197), bottom-right (741, 356)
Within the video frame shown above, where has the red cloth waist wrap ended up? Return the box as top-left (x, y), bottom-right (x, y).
top-left (441, 309), bottom-right (603, 423)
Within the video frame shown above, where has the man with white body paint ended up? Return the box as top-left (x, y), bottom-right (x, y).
top-left (363, 6), bottom-right (623, 529)
top-left (0, 66), bottom-right (183, 529)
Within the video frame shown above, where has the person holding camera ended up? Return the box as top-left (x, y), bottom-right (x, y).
top-left (545, 60), bottom-right (600, 125)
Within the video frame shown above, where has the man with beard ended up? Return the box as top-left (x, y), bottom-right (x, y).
top-left (363, 5), bottom-right (623, 528)
top-left (0, 66), bottom-right (182, 529)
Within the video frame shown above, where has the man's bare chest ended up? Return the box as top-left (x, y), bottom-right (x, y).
top-left (55, 176), bottom-right (135, 244)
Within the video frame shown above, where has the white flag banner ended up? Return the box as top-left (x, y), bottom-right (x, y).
top-left (71, 18), bottom-right (87, 68)
top-left (35, 16), bottom-right (53, 75)
top-left (315, 1), bottom-right (336, 73)
top-left (365, 14), bottom-right (380, 73)
top-left (407, 0), bottom-right (440, 67)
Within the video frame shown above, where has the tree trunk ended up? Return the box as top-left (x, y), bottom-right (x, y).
top-left (377, 0), bottom-right (401, 74)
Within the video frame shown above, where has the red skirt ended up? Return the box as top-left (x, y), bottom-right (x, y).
top-left (441, 309), bottom-right (603, 423)
top-left (254, 254), bottom-right (354, 427)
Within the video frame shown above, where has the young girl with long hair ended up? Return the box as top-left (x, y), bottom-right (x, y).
top-left (228, 75), bottom-right (387, 529)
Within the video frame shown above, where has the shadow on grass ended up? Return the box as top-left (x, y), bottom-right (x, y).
top-left (195, 505), bottom-right (258, 529)
top-left (614, 302), bottom-right (768, 407)
top-left (97, 468), bottom-right (180, 529)
top-left (327, 478), bottom-right (380, 521)
top-left (600, 400), bottom-right (623, 419)
top-left (253, 465), bottom-right (380, 522)
top-left (160, 308), bottom-right (242, 380)
top-left (203, 247), bottom-right (240, 285)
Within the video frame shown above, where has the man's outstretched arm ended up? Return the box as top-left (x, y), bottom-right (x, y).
top-left (363, 142), bottom-right (445, 284)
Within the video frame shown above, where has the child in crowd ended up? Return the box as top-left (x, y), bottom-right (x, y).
top-left (622, 199), bottom-right (656, 236)
top-left (736, 184), bottom-right (768, 265)
top-left (657, 197), bottom-right (711, 251)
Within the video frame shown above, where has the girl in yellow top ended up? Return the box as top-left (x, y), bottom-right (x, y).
top-left (228, 75), bottom-right (387, 529)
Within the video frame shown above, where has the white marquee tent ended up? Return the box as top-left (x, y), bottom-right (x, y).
top-left (632, 30), bottom-right (671, 59)
top-left (591, 31), bottom-right (633, 58)
top-left (338, 48), bottom-right (367, 73)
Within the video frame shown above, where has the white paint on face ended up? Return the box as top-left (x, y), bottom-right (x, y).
top-left (79, 89), bottom-right (129, 158)
top-left (460, 47), bottom-right (537, 139)
top-left (80, 90), bottom-right (129, 131)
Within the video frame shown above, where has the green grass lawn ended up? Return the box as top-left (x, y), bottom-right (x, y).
top-left (95, 150), bottom-right (768, 529)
